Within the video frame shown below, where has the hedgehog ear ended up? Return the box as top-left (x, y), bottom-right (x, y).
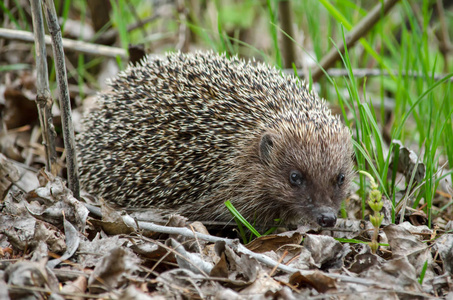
top-left (259, 132), bottom-right (278, 165)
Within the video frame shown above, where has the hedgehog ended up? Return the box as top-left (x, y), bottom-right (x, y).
top-left (77, 51), bottom-right (354, 228)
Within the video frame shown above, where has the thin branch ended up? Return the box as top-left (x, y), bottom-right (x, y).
top-left (175, 0), bottom-right (190, 52)
top-left (311, 0), bottom-right (399, 82)
top-left (84, 200), bottom-right (376, 285)
top-left (133, 219), bottom-right (384, 286)
top-left (436, 0), bottom-right (451, 72)
top-left (7, 284), bottom-right (102, 299)
top-left (97, 13), bottom-right (160, 45)
top-left (278, 0), bottom-right (297, 69)
top-left (30, 0), bottom-right (58, 175)
top-left (283, 67), bottom-right (453, 82)
top-left (0, 27), bottom-right (127, 59)
top-left (42, 0), bottom-right (80, 199)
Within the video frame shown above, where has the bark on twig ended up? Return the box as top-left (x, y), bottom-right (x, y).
top-left (42, 0), bottom-right (80, 199)
top-left (278, 0), bottom-right (297, 69)
top-left (311, 0), bottom-right (400, 82)
top-left (176, 0), bottom-right (190, 52)
top-left (284, 67), bottom-right (453, 82)
top-left (0, 27), bottom-right (127, 59)
top-left (86, 0), bottom-right (111, 32)
top-left (30, 0), bottom-right (58, 175)
top-left (97, 14), bottom-right (160, 45)
top-left (83, 203), bottom-right (383, 286)
top-left (436, 0), bottom-right (452, 72)
top-left (133, 218), bottom-right (381, 286)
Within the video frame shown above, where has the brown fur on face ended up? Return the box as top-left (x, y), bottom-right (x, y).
top-left (193, 116), bottom-right (354, 227)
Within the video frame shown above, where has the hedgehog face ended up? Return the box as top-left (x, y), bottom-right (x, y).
top-left (256, 125), bottom-right (354, 227)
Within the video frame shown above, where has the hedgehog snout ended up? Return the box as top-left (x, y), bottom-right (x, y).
top-left (315, 207), bottom-right (337, 227)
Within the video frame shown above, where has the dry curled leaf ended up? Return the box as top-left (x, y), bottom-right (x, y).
top-left (4, 260), bottom-right (59, 299)
top-left (89, 199), bottom-right (137, 235)
top-left (210, 240), bottom-right (260, 287)
top-left (47, 217), bottom-right (80, 269)
top-left (88, 247), bottom-right (140, 294)
top-left (433, 234), bottom-right (453, 275)
top-left (246, 231), bottom-right (303, 253)
top-left (364, 256), bottom-right (422, 293)
top-left (391, 140), bottom-right (426, 186)
top-left (289, 271), bottom-right (337, 293)
top-left (303, 234), bottom-right (349, 269)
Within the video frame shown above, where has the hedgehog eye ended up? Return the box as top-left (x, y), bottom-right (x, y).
top-left (337, 173), bottom-right (345, 186)
top-left (289, 170), bottom-right (303, 186)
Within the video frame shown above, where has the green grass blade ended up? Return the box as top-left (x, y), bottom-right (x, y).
top-left (225, 200), bottom-right (261, 238)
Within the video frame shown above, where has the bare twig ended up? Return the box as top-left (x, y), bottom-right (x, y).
top-left (284, 67), bottom-right (453, 82)
top-left (97, 14), bottom-right (160, 45)
top-left (7, 284), bottom-right (101, 299)
top-left (268, 250), bottom-right (288, 277)
top-left (0, 27), bottom-right (127, 59)
top-left (176, 0), bottom-right (190, 52)
top-left (135, 219), bottom-right (296, 274)
top-left (436, 0), bottom-right (452, 72)
top-left (127, 14), bottom-right (160, 32)
top-left (42, 0), bottom-right (80, 199)
top-left (134, 219), bottom-right (384, 286)
top-left (30, 0), bottom-right (58, 175)
top-left (81, 203), bottom-right (383, 285)
top-left (311, 0), bottom-right (400, 82)
top-left (86, 0), bottom-right (111, 32)
top-left (278, 0), bottom-right (297, 69)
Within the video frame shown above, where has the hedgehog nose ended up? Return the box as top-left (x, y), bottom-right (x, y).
top-left (317, 212), bottom-right (337, 227)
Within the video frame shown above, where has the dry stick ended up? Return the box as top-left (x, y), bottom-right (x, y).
top-left (127, 1), bottom-right (148, 39)
top-left (176, 0), bottom-right (190, 52)
top-left (436, 0), bottom-right (452, 72)
top-left (98, 14), bottom-right (160, 45)
top-left (42, 0), bottom-right (80, 200)
top-left (278, 0), bottom-right (297, 69)
top-left (24, 126), bottom-right (41, 166)
top-left (268, 250), bottom-right (288, 277)
top-left (7, 284), bottom-right (102, 299)
top-left (30, 0), bottom-right (58, 175)
top-left (82, 203), bottom-right (379, 286)
top-left (284, 68), bottom-right (453, 82)
top-left (0, 28), bottom-right (127, 59)
top-left (133, 219), bottom-right (380, 286)
top-left (127, 13), bottom-right (160, 32)
top-left (311, 0), bottom-right (400, 82)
